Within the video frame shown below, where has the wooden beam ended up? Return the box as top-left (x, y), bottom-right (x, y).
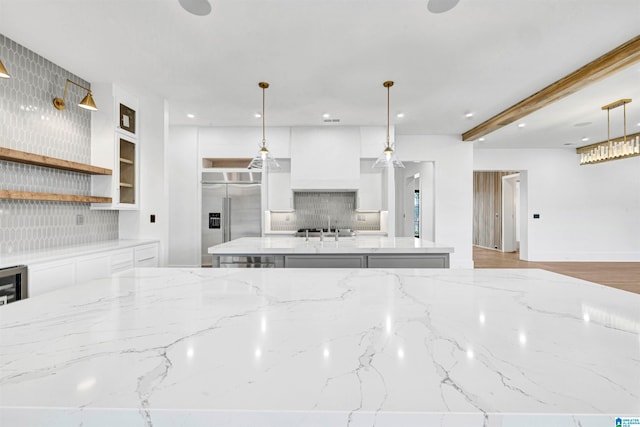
top-left (0, 147), bottom-right (112, 175)
top-left (0, 190), bottom-right (112, 204)
top-left (462, 35), bottom-right (640, 142)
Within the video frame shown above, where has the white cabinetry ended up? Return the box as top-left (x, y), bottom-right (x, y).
top-left (28, 242), bottom-right (159, 298)
top-left (134, 244), bottom-right (159, 268)
top-left (29, 259), bottom-right (76, 297)
top-left (290, 127), bottom-right (360, 190)
top-left (76, 253), bottom-right (112, 283)
top-left (267, 159), bottom-right (292, 210)
top-left (358, 159), bottom-right (383, 210)
top-left (91, 83), bottom-right (140, 210)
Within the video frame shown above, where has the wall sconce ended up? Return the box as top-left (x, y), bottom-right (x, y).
top-left (53, 79), bottom-right (98, 111)
top-left (0, 59), bottom-right (10, 79)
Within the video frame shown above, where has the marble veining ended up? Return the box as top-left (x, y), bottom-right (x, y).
top-left (208, 236), bottom-right (454, 254)
top-left (1, 268), bottom-right (639, 427)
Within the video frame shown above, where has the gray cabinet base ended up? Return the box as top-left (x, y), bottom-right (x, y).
top-left (212, 253), bottom-right (450, 269)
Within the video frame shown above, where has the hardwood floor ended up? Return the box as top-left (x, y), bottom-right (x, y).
top-left (473, 246), bottom-right (640, 295)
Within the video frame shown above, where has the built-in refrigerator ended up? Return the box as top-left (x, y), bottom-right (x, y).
top-left (201, 172), bottom-right (262, 267)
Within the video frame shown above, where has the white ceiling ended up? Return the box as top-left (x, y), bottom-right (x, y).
top-left (1, 0), bottom-right (639, 149)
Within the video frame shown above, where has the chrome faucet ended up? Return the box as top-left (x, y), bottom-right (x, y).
top-left (320, 228), bottom-right (324, 241)
top-left (335, 228), bottom-right (339, 241)
top-left (305, 229), bottom-right (309, 241)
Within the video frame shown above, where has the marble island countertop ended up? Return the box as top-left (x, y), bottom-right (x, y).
top-left (208, 236), bottom-right (454, 254)
top-left (1, 267), bottom-right (638, 426)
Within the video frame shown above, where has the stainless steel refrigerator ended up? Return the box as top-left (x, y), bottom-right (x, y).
top-left (201, 172), bottom-right (262, 267)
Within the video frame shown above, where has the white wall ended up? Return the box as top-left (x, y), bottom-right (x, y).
top-left (167, 126), bottom-right (200, 267)
top-left (119, 95), bottom-right (170, 266)
top-left (474, 148), bottom-right (640, 261)
top-left (396, 135), bottom-right (474, 269)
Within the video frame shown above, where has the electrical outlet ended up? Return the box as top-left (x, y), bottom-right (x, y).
top-left (76, 214), bottom-right (84, 225)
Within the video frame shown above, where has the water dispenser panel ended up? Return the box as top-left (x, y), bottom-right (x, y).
top-left (209, 212), bottom-right (221, 229)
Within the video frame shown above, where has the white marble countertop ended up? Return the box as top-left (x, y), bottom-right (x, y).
top-left (0, 239), bottom-right (159, 269)
top-left (209, 236), bottom-right (453, 254)
top-left (1, 268), bottom-right (638, 426)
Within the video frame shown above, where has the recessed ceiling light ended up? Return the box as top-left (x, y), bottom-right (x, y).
top-left (581, 137), bottom-right (590, 142)
top-left (465, 112), bottom-right (474, 118)
top-left (517, 123), bottom-right (526, 128)
top-left (637, 122), bottom-right (640, 126)
top-left (186, 113), bottom-right (195, 119)
top-left (254, 113), bottom-right (262, 118)
top-left (322, 113), bottom-right (330, 118)
top-left (396, 113), bottom-right (405, 118)
top-left (478, 137), bottom-right (486, 142)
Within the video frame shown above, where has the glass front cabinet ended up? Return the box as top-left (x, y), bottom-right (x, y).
top-left (91, 84), bottom-right (139, 210)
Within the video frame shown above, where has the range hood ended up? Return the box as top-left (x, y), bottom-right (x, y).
top-left (289, 127), bottom-right (361, 190)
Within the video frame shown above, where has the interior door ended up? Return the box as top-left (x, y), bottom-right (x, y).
top-left (502, 175), bottom-right (518, 253)
top-left (228, 183), bottom-right (262, 240)
top-left (202, 183), bottom-right (226, 266)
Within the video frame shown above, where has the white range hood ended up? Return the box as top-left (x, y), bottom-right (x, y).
top-left (289, 127), bottom-right (361, 190)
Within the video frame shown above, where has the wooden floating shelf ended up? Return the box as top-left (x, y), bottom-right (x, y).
top-left (0, 190), bottom-right (112, 204)
top-left (120, 182), bottom-right (134, 188)
top-left (119, 157), bottom-right (134, 165)
top-left (0, 147), bottom-right (112, 175)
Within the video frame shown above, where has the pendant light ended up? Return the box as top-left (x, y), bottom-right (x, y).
top-left (248, 82), bottom-right (280, 170)
top-left (373, 81), bottom-right (404, 168)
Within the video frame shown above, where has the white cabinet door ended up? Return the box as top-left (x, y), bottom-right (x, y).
top-left (134, 244), bottom-right (159, 268)
top-left (358, 168), bottom-right (383, 210)
top-left (29, 260), bottom-right (76, 297)
top-left (76, 254), bottom-right (111, 283)
top-left (111, 249), bottom-right (134, 274)
top-left (268, 171), bottom-right (292, 210)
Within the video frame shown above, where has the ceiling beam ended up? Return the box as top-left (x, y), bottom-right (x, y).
top-left (462, 35), bottom-right (640, 142)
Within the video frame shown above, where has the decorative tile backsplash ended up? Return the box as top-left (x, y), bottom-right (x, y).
top-left (269, 192), bottom-right (382, 232)
top-left (0, 34), bottom-right (118, 255)
top-left (294, 192), bottom-right (356, 230)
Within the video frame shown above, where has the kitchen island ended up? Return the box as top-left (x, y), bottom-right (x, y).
top-left (1, 267), bottom-right (638, 426)
top-left (208, 236), bottom-right (454, 268)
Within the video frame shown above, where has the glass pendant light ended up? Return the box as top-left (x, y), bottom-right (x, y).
top-left (248, 82), bottom-right (280, 170)
top-left (373, 81), bottom-right (404, 168)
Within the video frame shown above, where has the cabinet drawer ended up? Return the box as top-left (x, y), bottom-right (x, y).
top-left (29, 260), bottom-right (76, 297)
top-left (76, 254), bottom-right (111, 283)
top-left (285, 256), bottom-right (365, 268)
top-left (367, 255), bottom-right (449, 269)
top-left (111, 249), bottom-right (134, 273)
top-left (135, 244), bottom-right (158, 267)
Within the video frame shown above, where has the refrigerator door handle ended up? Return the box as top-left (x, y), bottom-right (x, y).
top-left (223, 197), bottom-right (229, 242)
top-left (227, 197), bottom-right (232, 241)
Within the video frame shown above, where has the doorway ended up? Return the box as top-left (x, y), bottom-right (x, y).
top-left (501, 173), bottom-right (520, 253)
top-left (395, 162), bottom-right (435, 240)
top-left (473, 170), bottom-right (520, 252)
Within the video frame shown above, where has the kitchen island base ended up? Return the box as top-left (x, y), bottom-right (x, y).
top-left (213, 253), bottom-right (449, 268)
